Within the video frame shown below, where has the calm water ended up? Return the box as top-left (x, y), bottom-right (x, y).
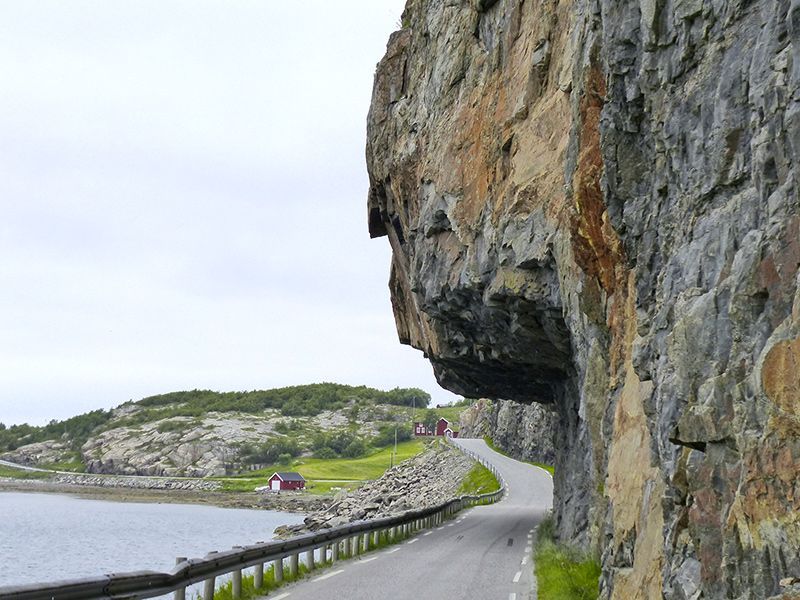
top-left (0, 492), bottom-right (304, 589)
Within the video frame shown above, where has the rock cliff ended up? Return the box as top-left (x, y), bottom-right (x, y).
top-left (366, 1), bottom-right (799, 598)
top-left (459, 398), bottom-right (557, 465)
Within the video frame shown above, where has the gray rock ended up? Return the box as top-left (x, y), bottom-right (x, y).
top-left (366, 0), bottom-right (800, 598)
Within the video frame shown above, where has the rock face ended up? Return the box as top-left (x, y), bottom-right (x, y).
top-left (0, 440), bottom-right (72, 467)
top-left (274, 442), bottom-right (473, 537)
top-left (460, 399), bottom-right (557, 466)
top-left (366, 1), bottom-right (799, 598)
top-left (82, 413), bottom-right (279, 477)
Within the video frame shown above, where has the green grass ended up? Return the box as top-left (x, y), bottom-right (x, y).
top-left (215, 440), bottom-right (428, 494)
top-left (208, 562), bottom-right (311, 600)
top-left (484, 436), bottom-right (555, 475)
top-left (534, 516), bottom-right (600, 600)
top-left (459, 462), bottom-right (500, 495)
top-left (39, 460), bottom-right (86, 473)
top-left (429, 406), bottom-right (465, 427)
top-left (0, 465), bottom-right (52, 480)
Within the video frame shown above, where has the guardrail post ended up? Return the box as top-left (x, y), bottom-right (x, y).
top-left (362, 532), bottom-right (369, 552)
top-left (254, 562), bottom-right (264, 589)
top-left (203, 576), bottom-right (215, 600)
top-left (289, 552), bottom-right (299, 578)
top-left (350, 535), bottom-right (359, 556)
top-left (306, 548), bottom-right (315, 570)
top-left (174, 557), bottom-right (186, 600)
top-left (332, 539), bottom-right (340, 562)
top-left (274, 557), bottom-right (284, 583)
top-left (203, 551), bottom-right (217, 600)
top-left (373, 530), bottom-right (380, 547)
top-left (232, 567), bottom-right (242, 599)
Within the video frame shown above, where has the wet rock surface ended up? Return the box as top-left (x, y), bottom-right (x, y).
top-left (366, 0), bottom-right (800, 598)
top-left (274, 443), bottom-right (472, 538)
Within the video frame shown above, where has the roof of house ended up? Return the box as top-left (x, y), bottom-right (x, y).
top-left (271, 471), bottom-right (305, 482)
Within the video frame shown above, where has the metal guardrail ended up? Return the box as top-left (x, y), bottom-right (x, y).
top-left (0, 442), bottom-right (505, 600)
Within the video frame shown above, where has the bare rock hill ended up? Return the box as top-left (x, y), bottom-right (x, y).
top-left (366, 1), bottom-right (799, 598)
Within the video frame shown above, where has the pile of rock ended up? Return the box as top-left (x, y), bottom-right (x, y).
top-left (52, 472), bottom-right (221, 491)
top-left (274, 442), bottom-right (473, 538)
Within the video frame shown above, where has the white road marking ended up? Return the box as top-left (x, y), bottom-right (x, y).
top-left (407, 539), bottom-right (418, 545)
top-left (525, 546), bottom-right (532, 553)
top-left (385, 548), bottom-right (400, 554)
top-left (272, 594), bottom-right (291, 600)
top-left (360, 556), bottom-right (378, 563)
top-left (513, 571), bottom-right (522, 583)
top-left (423, 531), bottom-right (433, 536)
top-left (312, 569), bottom-right (345, 582)
top-left (521, 556), bottom-right (529, 565)
top-left (447, 523), bottom-right (455, 527)
top-left (436, 527), bottom-right (445, 530)
top-left (509, 593), bottom-right (517, 600)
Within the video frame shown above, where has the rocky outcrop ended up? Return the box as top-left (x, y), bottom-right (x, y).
top-left (460, 399), bottom-right (557, 466)
top-left (274, 442), bottom-right (473, 537)
top-left (82, 413), bottom-right (280, 477)
top-left (0, 440), bottom-right (72, 466)
top-left (366, 1), bottom-right (799, 598)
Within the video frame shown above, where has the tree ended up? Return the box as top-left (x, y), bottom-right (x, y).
top-left (422, 409), bottom-right (439, 433)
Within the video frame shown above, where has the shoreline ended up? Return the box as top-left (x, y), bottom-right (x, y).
top-left (0, 478), bottom-right (327, 513)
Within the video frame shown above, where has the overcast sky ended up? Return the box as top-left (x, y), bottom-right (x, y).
top-left (0, 1), bottom-right (459, 426)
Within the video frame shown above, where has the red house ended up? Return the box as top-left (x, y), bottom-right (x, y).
top-left (414, 418), bottom-right (459, 438)
top-left (268, 472), bottom-right (306, 491)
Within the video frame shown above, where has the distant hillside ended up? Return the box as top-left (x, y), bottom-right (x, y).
top-left (0, 384), bottom-right (448, 477)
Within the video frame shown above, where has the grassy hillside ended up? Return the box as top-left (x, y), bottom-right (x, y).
top-left (0, 383), bottom-right (431, 454)
top-left (219, 439), bottom-right (428, 494)
top-left (0, 385), bottom-right (469, 482)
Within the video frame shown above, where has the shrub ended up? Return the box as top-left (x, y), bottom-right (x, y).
top-left (534, 516), bottom-right (600, 600)
top-left (342, 438), bottom-right (367, 458)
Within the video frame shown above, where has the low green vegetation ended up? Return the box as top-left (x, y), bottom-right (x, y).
top-left (0, 465), bottom-right (51, 480)
top-left (484, 435), bottom-right (555, 475)
top-left (458, 462), bottom-right (500, 495)
top-left (208, 562), bottom-right (311, 600)
top-left (534, 516), bottom-right (601, 600)
top-left (217, 439), bottom-right (427, 494)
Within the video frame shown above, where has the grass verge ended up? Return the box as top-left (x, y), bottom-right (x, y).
top-left (534, 516), bottom-right (600, 600)
top-left (210, 562), bottom-right (311, 600)
top-left (459, 462), bottom-right (500, 495)
top-left (0, 465), bottom-right (52, 479)
top-left (483, 435), bottom-right (555, 475)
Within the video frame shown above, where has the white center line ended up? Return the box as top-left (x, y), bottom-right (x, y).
top-left (360, 556), bottom-right (378, 563)
top-left (436, 527), bottom-right (445, 530)
top-left (407, 538), bottom-right (418, 544)
top-left (513, 571), bottom-right (522, 583)
top-left (312, 569), bottom-right (345, 582)
top-left (423, 531), bottom-right (433, 536)
top-left (273, 593), bottom-right (291, 600)
top-left (521, 556), bottom-right (529, 565)
top-left (509, 593), bottom-right (517, 600)
top-left (525, 546), bottom-right (532, 553)
top-left (385, 548), bottom-right (400, 554)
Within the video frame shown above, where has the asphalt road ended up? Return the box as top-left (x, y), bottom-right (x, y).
top-left (263, 438), bottom-right (553, 600)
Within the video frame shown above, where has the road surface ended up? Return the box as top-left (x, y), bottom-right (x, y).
top-left (262, 438), bottom-right (553, 600)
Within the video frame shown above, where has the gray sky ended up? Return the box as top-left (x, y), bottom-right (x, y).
top-left (0, 1), bottom-right (459, 426)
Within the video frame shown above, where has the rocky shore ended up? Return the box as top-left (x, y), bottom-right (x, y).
top-left (0, 476), bottom-right (326, 513)
top-left (274, 442), bottom-right (473, 537)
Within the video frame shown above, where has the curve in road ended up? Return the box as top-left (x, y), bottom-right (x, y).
top-left (261, 438), bottom-right (553, 600)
